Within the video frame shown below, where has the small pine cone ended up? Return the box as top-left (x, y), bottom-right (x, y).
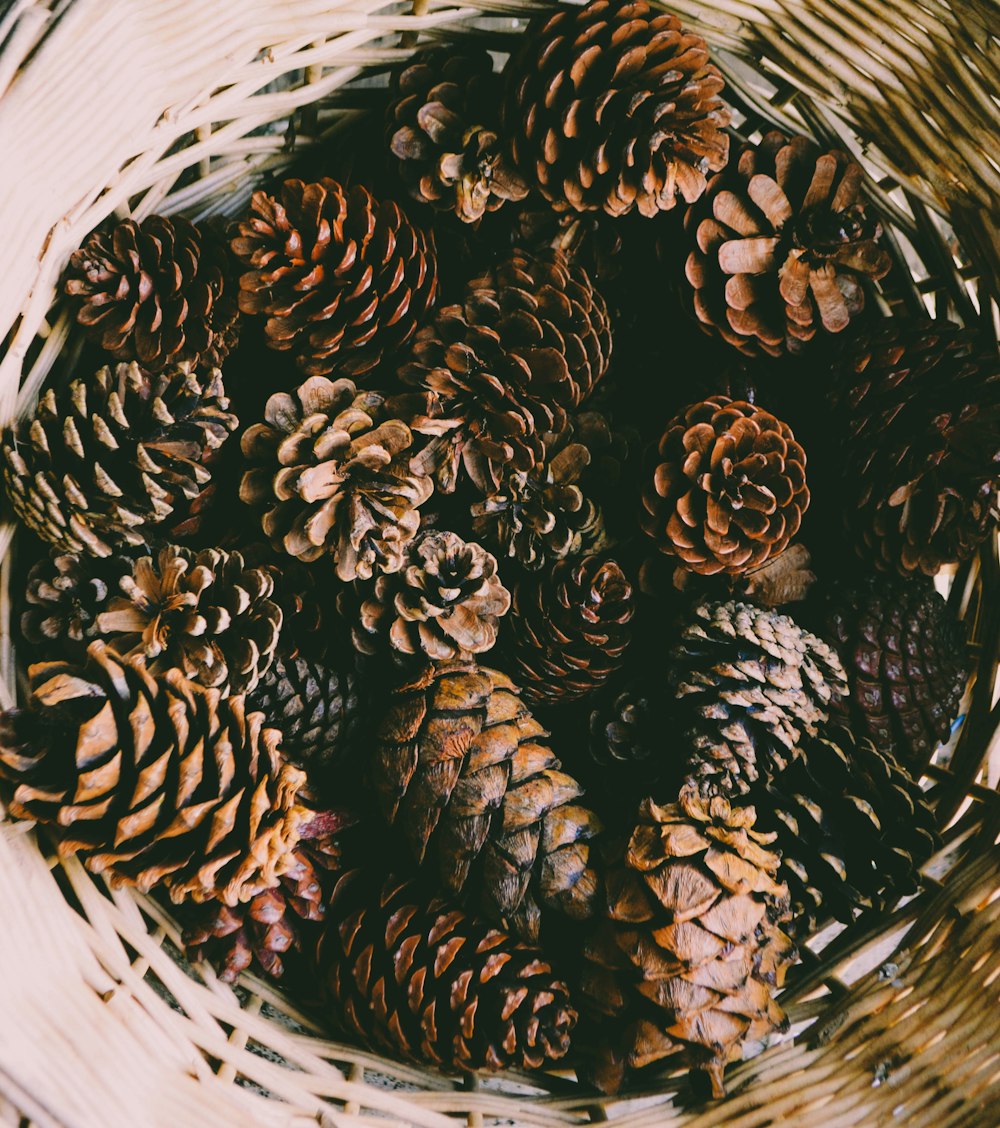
top-left (387, 48), bottom-right (528, 222)
top-left (0, 642), bottom-right (309, 904)
top-left (820, 575), bottom-right (967, 771)
top-left (641, 396), bottom-right (809, 577)
top-left (580, 792), bottom-right (794, 1096)
top-left (2, 362), bottom-right (238, 558)
top-left (94, 545), bottom-right (281, 696)
top-left (258, 554), bottom-right (337, 662)
top-left (371, 660), bottom-right (602, 941)
top-left (351, 530), bottom-right (510, 661)
top-left (589, 683), bottom-right (659, 770)
top-left (503, 0), bottom-right (730, 217)
top-left (670, 600), bottom-right (847, 798)
top-left (401, 248), bottom-right (612, 496)
top-left (231, 178), bottom-right (437, 378)
top-left (505, 556), bottom-right (635, 707)
top-left (830, 319), bottom-right (1000, 576)
top-left (685, 132), bottom-right (890, 357)
top-left (64, 216), bottom-right (239, 372)
top-left (240, 376), bottom-right (433, 580)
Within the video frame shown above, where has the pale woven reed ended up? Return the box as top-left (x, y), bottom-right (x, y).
top-left (0, 2), bottom-right (998, 1126)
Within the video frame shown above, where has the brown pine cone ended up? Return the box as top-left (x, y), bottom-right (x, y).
top-left (64, 216), bottom-right (239, 372)
top-left (685, 133), bottom-right (890, 357)
top-left (387, 48), bottom-right (528, 222)
top-left (641, 396), bottom-right (809, 576)
top-left (2, 362), bottom-right (238, 557)
top-left (580, 792), bottom-right (794, 1096)
top-left (231, 178), bottom-right (437, 378)
top-left (319, 868), bottom-right (576, 1072)
top-left (505, 556), bottom-right (635, 707)
top-left (0, 642), bottom-right (309, 904)
top-left (371, 660), bottom-right (602, 941)
top-left (240, 376), bottom-right (433, 580)
top-left (502, 0), bottom-right (730, 216)
top-left (830, 319), bottom-right (1000, 576)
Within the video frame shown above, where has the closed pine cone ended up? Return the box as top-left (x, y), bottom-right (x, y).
top-left (240, 376), bottom-right (433, 580)
top-left (685, 133), bottom-right (890, 357)
top-left (319, 868), bottom-right (576, 1072)
top-left (231, 178), bottom-right (437, 377)
top-left (502, 0), bottom-right (730, 216)
top-left (580, 791), bottom-right (794, 1096)
top-left (387, 48), bottom-right (527, 222)
top-left (641, 396), bottom-right (809, 576)
top-left (0, 642), bottom-right (309, 905)
top-left (64, 215), bottom-right (239, 372)
top-left (589, 682), bottom-right (659, 770)
top-left (2, 362), bottom-right (238, 558)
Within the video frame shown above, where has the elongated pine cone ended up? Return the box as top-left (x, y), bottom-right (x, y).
top-left (231, 178), bottom-right (437, 377)
top-left (685, 133), bottom-right (890, 357)
top-left (503, 0), bottom-right (730, 216)
top-left (642, 397), bottom-right (809, 576)
top-left (581, 792), bottom-right (794, 1096)
top-left (506, 556), bottom-right (635, 706)
top-left (64, 215), bottom-right (239, 372)
top-left (371, 660), bottom-right (602, 941)
top-left (388, 48), bottom-right (528, 222)
top-left (240, 376), bottom-right (433, 580)
top-left (2, 362), bottom-right (238, 558)
top-left (0, 642), bottom-right (309, 904)
top-left (830, 319), bottom-right (1000, 575)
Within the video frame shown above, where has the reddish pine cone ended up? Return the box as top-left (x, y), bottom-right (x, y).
top-left (231, 178), bottom-right (437, 378)
top-left (503, 0), bottom-right (730, 216)
top-left (641, 397), bottom-right (809, 576)
top-left (685, 133), bottom-right (890, 357)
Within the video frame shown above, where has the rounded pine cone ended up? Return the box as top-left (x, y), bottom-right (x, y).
top-left (231, 178), bottom-right (437, 378)
top-left (641, 396), bottom-right (809, 576)
top-left (589, 682), bottom-right (659, 770)
top-left (685, 133), bottom-right (890, 357)
top-left (503, 0), bottom-right (730, 216)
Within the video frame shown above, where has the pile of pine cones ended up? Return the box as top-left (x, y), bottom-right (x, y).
top-left (2, 0), bottom-right (993, 1102)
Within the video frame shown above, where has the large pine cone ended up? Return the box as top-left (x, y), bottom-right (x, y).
top-left (830, 319), bottom-right (1000, 575)
top-left (581, 792), bottom-right (794, 1096)
top-left (503, 0), bottom-right (730, 216)
top-left (505, 556), bottom-right (635, 706)
top-left (0, 642), bottom-right (309, 904)
top-left (319, 868), bottom-right (576, 1072)
top-left (2, 362), bottom-right (238, 558)
top-left (370, 660), bottom-right (602, 941)
top-left (240, 376), bottom-right (433, 580)
top-left (685, 133), bottom-right (890, 357)
top-left (641, 397), bottom-right (809, 576)
top-left (387, 48), bottom-right (528, 222)
top-left (64, 216), bottom-right (239, 372)
top-left (231, 178), bottom-right (437, 378)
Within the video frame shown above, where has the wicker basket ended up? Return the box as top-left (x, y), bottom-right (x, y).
top-left (1, 2), bottom-right (998, 1125)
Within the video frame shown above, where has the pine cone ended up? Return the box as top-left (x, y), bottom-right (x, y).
top-left (505, 556), bottom-right (635, 706)
top-left (830, 319), bottom-right (1000, 576)
top-left (258, 554), bottom-right (338, 662)
top-left (371, 660), bottom-right (602, 941)
top-left (351, 530), bottom-right (510, 661)
top-left (387, 48), bottom-right (528, 222)
top-left (231, 178), bottom-right (437, 378)
top-left (641, 396), bottom-right (809, 577)
top-left (319, 868), bottom-right (576, 1072)
top-left (503, 0), bottom-right (730, 216)
top-left (589, 683), bottom-right (658, 770)
top-left (581, 792), bottom-right (794, 1096)
top-left (0, 642), bottom-right (309, 904)
top-left (2, 362), bottom-right (238, 557)
top-left (240, 376), bottom-right (433, 580)
top-left (64, 216), bottom-right (239, 372)
top-left (820, 575), bottom-right (967, 770)
top-left (94, 545), bottom-right (281, 696)
top-left (685, 133), bottom-right (890, 357)
top-left (670, 600), bottom-right (847, 798)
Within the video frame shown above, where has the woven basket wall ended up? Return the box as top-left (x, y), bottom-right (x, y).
top-left (0, 1), bottom-right (998, 1125)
